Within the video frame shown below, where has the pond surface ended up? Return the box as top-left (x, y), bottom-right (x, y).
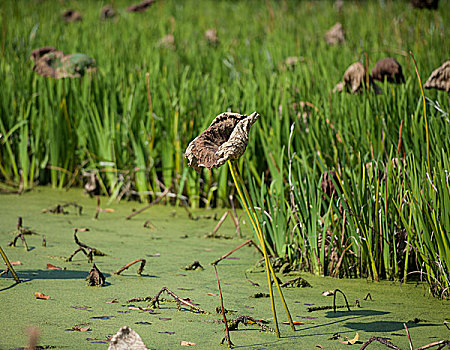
top-left (0, 187), bottom-right (448, 349)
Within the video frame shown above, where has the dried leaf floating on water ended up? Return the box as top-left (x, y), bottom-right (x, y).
top-left (35, 292), bottom-right (51, 300)
top-left (185, 112), bottom-right (260, 173)
top-left (108, 326), bottom-right (148, 350)
top-left (371, 57), bottom-right (405, 84)
top-left (180, 341), bottom-right (196, 346)
top-left (424, 60), bottom-right (450, 92)
top-left (86, 263), bottom-right (106, 287)
top-left (325, 22), bottom-right (345, 45)
top-left (338, 332), bottom-right (359, 345)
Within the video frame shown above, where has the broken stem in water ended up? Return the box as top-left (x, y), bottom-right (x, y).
top-left (213, 265), bottom-right (233, 347)
top-left (114, 258), bottom-right (146, 275)
top-left (211, 239), bottom-right (262, 266)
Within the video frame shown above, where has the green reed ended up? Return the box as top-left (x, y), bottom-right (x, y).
top-left (0, 0), bottom-right (448, 296)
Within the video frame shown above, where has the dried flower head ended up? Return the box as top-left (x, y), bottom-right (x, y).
top-left (424, 61), bottom-right (450, 92)
top-left (185, 112), bottom-right (260, 173)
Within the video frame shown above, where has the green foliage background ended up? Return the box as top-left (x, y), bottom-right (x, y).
top-left (0, 0), bottom-right (449, 296)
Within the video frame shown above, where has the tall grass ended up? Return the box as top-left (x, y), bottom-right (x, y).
top-left (0, 0), bottom-right (448, 297)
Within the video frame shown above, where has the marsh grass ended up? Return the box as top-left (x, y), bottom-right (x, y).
top-left (0, 0), bottom-right (449, 296)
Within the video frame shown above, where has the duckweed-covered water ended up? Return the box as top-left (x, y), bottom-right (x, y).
top-left (0, 188), bottom-right (448, 349)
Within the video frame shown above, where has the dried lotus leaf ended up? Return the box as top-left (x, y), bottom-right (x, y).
top-left (108, 326), bottom-right (148, 350)
top-left (185, 112), bottom-right (259, 173)
top-left (424, 61), bottom-right (450, 92)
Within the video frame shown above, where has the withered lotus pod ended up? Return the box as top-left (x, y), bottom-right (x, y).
top-left (371, 57), bottom-right (405, 84)
top-left (325, 22), bottom-right (345, 45)
top-left (424, 61), bottom-right (450, 92)
top-left (108, 326), bottom-right (147, 350)
top-left (86, 263), bottom-right (105, 286)
top-left (61, 9), bottom-right (83, 23)
top-left (185, 112), bottom-right (260, 173)
top-left (411, 0), bottom-right (439, 9)
top-left (127, 0), bottom-right (155, 13)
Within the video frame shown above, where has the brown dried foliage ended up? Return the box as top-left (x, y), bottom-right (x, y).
top-left (371, 57), bottom-right (405, 84)
top-left (185, 112), bottom-right (259, 173)
top-left (325, 22), bottom-right (345, 45)
top-left (424, 60), bottom-right (450, 92)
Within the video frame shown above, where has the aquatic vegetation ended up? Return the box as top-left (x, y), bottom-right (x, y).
top-left (0, 0), bottom-right (448, 299)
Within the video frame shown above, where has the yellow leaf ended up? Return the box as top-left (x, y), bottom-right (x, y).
top-left (339, 332), bottom-right (359, 345)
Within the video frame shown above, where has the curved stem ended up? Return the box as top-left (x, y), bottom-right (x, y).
top-left (228, 161), bottom-right (280, 338)
top-left (233, 164), bottom-right (295, 332)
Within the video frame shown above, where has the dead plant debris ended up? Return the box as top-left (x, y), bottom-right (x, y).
top-left (86, 263), bottom-right (106, 287)
top-left (66, 228), bottom-right (106, 263)
top-left (325, 22), bottom-right (345, 45)
top-left (31, 47), bottom-right (96, 79)
top-left (281, 276), bottom-right (312, 288)
top-left (114, 259), bottom-right (146, 276)
top-left (424, 60), bottom-right (450, 92)
top-left (184, 261), bottom-right (204, 271)
top-left (371, 57), bottom-right (405, 84)
top-left (185, 112), bottom-right (259, 173)
top-left (127, 0), bottom-right (155, 13)
top-left (42, 202), bottom-right (82, 215)
top-left (108, 326), bottom-right (148, 350)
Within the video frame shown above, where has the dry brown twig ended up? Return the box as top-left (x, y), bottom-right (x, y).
top-left (67, 228), bottom-right (106, 262)
top-left (114, 259), bottom-right (146, 276)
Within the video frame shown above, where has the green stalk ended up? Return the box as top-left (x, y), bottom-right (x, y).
top-left (229, 160), bottom-right (295, 335)
top-left (0, 246), bottom-right (20, 283)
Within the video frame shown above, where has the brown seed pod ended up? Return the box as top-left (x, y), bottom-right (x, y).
top-left (185, 112), bottom-right (260, 173)
top-left (371, 57), bottom-right (405, 84)
top-left (424, 61), bottom-right (450, 92)
top-left (325, 22), bottom-right (345, 45)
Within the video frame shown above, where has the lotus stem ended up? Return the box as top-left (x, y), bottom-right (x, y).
top-left (232, 163), bottom-right (295, 332)
top-left (0, 245), bottom-right (21, 283)
top-left (228, 160), bottom-right (294, 336)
